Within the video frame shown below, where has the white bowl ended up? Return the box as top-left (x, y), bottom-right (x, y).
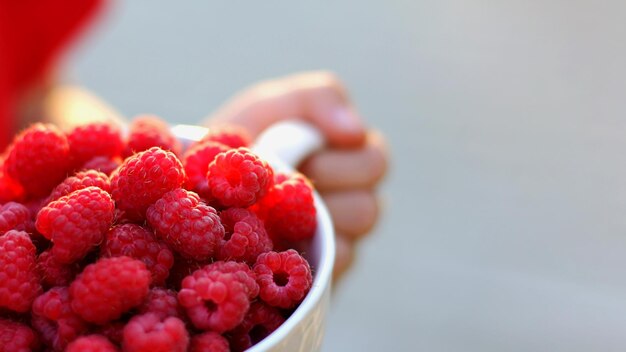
top-left (172, 121), bottom-right (336, 352)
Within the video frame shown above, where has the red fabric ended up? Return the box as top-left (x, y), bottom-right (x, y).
top-left (0, 0), bottom-right (104, 151)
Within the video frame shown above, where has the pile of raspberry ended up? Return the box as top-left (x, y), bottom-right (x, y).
top-left (0, 117), bottom-right (317, 352)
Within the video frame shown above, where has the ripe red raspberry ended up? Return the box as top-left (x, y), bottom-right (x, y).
top-left (96, 321), bottom-right (125, 346)
top-left (207, 148), bottom-right (273, 208)
top-left (203, 261), bottom-right (259, 299)
top-left (70, 256), bottom-right (151, 324)
top-left (178, 268), bottom-right (250, 332)
top-left (4, 123), bottom-right (71, 197)
top-left (31, 287), bottom-right (88, 350)
top-left (0, 202), bottom-right (31, 235)
top-left (67, 122), bottom-right (124, 167)
top-left (66, 335), bottom-right (119, 352)
top-left (217, 208), bottom-right (272, 264)
top-left (190, 332), bottom-right (229, 352)
top-left (122, 313), bottom-right (189, 352)
top-left (139, 288), bottom-right (183, 319)
top-left (146, 188), bottom-right (224, 261)
top-left (165, 255), bottom-right (209, 290)
top-left (82, 156), bottom-right (122, 176)
top-left (253, 172), bottom-right (316, 242)
top-left (123, 115), bottom-right (182, 157)
top-left (36, 187), bottom-right (115, 264)
top-left (182, 140), bottom-right (229, 200)
top-left (199, 124), bottom-right (251, 148)
top-left (229, 302), bottom-right (285, 352)
top-left (110, 147), bottom-right (186, 220)
top-left (37, 249), bottom-right (80, 287)
top-left (0, 165), bottom-right (24, 203)
top-left (0, 230), bottom-right (41, 312)
top-left (0, 318), bottom-right (40, 352)
top-left (46, 170), bottom-right (110, 203)
top-left (101, 224), bottom-right (174, 286)
top-left (253, 249), bottom-right (312, 309)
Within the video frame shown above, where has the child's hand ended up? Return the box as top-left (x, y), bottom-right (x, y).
top-left (205, 71), bottom-right (388, 280)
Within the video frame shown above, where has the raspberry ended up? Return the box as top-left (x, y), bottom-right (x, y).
top-left (46, 169), bottom-right (110, 203)
top-left (67, 122), bottom-right (124, 167)
top-left (110, 147), bottom-right (186, 221)
top-left (203, 261), bottom-right (259, 299)
top-left (253, 249), bottom-right (312, 309)
top-left (36, 187), bottom-right (115, 264)
top-left (66, 335), bottom-right (119, 352)
top-left (96, 321), bottom-right (125, 346)
top-left (178, 268), bottom-right (250, 332)
top-left (0, 230), bottom-right (41, 312)
top-left (0, 318), bottom-right (40, 352)
top-left (0, 202), bottom-right (31, 235)
top-left (122, 313), bottom-right (189, 352)
top-left (139, 288), bottom-right (183, 319)
top-left (101, 224), bottom-right (174, 286)
top-left (123, 116), bottom-right (182, 157)
top-left (207, 148), bottom-right (273, 208)
top-left (37, 249), bottom-right (80, 287)
top-left (229, 302), bottom-right (285, 352)
top-left (199, 124), bottom-right (251, 148)
top-left (253, 172), bottom-right (316, 242)
top-left (31, 287), bottom-right (88, 350)
top-left (217, 208), bottom-right (272, 264)
top-left (182, 141), bottom-right (229, 200)
top-left (146, 188), bottom-right (223, 261)
top-left (70, 256), bottom-right (151, 324)
top-left (166, 256), bottom-right (209, 290)
top-left (4, 124), bottom-right (71, 197)
top-left (0, 165), bottom-right (24, 203)
top-left (82, 156), bottom-right (122, 176)
top-left (190, 332), bottom-right (229, 352)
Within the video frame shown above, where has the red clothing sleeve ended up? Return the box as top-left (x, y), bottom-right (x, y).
top-left (0, 0), bottom-right (104, 151)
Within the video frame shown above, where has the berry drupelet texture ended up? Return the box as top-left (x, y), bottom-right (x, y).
top-left (69, 256), bottom-right (151, 324)
top-left (4, 123), bottom-right (71, 197)
top-left (190, 331), bottom-right (230, 352)
top-left (110, 147), bottom-right (186, 221)
top-left (147, 188), bottom-right (224, 261)
top-left (122, 313), bottom-right (189, 352)
top-left (46, 169), bottom-right (110, 203)
top-left (182, 140), bottom-right (229, 200)
top-left (253, 249), bottom-right (313, 309)
top-left (0, 230), bottom-right (41, 312)
top-left (67, 122), bottom-right (124, 167)
top-left (36, 186), bottom-right (115, 264)
top-left (217, 207), bottom-right (272, 264)
top-left (207, 148), bottom-right (274, 208)
top-left (252, 172), bottom-right (317, 243)
top-left (178, 269), bottom-right (250, 333)
top-left (66, 335), bottom-right (119, 352)
top-left (0, 318), bottom-right (40, 352)
top-left (31, 287), bottom-right (88, 350)
top-left (123, 115), bottom-right (182, 157)
top-left (101, 224), bottom-right (174, 286)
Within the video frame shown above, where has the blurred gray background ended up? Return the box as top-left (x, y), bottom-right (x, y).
top-left (67, 1), bottom-right (626, 351)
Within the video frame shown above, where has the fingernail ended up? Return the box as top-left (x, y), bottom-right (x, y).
top-left (332, 108), bottom-right (364, 134)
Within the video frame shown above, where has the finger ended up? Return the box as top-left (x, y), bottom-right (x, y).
top-left (299, 130), bottom-right (388, 192)
top-left (205, 71), bottom-right (366, 148)
top-left (333, 234), bottom-right (355, 282)
top-left (323, 190), bottom-right (380, 240)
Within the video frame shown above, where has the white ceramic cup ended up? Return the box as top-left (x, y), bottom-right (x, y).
top-left (172, 121), bottom-right (336, 352)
